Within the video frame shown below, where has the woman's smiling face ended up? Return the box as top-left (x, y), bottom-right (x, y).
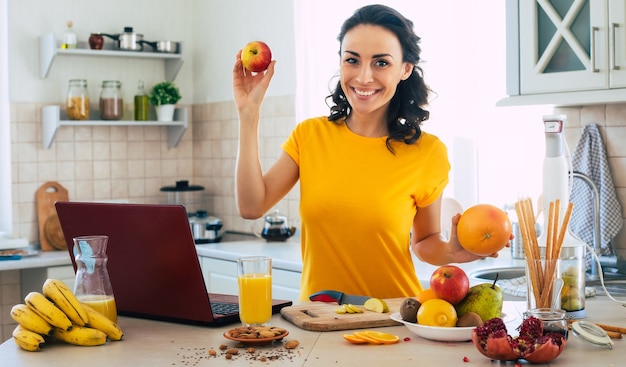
top-left (340, 24), bottom-right (412, 118)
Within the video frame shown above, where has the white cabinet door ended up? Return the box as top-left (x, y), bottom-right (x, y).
top-left (47, 265), bottom-right (77, 291)
top-left (609, 0), bottom-right (626, 87)
top-left (519, 0), bottom-right (609, 94)
top-left (272, 268), bottom-right (301, 301)
top-left (20, 265), bottom-right (76, 300)
top-left (200, 257), bottom-right (238, 295)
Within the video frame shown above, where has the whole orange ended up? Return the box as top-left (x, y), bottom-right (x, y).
top-left (416, 288), bottom-right (438, 304)
top-left (457, 204), bottom-right (512, 256)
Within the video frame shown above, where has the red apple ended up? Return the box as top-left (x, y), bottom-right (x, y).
top-left (429, 265), bottom-right (469, 305)
top-left (241, 41), bottom-right (272, 72)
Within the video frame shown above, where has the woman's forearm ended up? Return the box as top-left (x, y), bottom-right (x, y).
top-left (412, 234), bottom-right (455, 266)
top-left (235, 109), bottom-right (266, 219)
top-left (412, 232), bottom-right (495, 266)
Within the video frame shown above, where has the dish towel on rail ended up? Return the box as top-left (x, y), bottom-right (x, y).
top-left (569, 124), bottom-right (622, 268)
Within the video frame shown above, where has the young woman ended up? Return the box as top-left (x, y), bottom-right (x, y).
top-left (232, 4), bottom-right (493, 301)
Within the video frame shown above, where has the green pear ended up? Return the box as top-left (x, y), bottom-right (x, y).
top-left (455, 276), bottom-right (503, 323)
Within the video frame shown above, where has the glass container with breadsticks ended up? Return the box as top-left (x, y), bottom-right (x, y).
top-left (516, 198), bottom-right (587, 318)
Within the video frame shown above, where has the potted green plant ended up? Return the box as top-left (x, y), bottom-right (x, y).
top-left (148, 81), bottom-right (182, 121)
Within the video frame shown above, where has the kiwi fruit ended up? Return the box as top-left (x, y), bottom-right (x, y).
top-left (456, 311), bottom-right (484, 327)
top-left (399, 298), bottom-right (420, 323)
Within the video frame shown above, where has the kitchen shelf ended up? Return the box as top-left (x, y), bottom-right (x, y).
top-left (41, 105), bottom-right (188, 149)
top-left (39, 33), bottom-right (184, 81)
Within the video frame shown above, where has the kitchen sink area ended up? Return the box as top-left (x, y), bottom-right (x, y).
top-left (469, 267), bottom-right (525, 281)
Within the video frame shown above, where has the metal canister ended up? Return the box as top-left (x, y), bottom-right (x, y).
top-left (66, 79), bottom-right (90, 120)
top-left (99, 80), bottom-right (123, 120)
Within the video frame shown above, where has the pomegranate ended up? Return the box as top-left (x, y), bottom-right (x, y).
top-left (471, 317), bottom-right (566, 363)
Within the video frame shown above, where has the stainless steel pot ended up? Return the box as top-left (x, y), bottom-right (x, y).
top-left (101, 27), bottom-right (143, 51)
top-left (190, 210), bottom-right (224, 244)
top-left (160, 180), bottom-right (206, 216)
top-left (138, 40), bottom-right (179, 53)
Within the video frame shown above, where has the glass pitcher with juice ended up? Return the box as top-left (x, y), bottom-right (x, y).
top-left (73, 235), bottom-right (118, 322)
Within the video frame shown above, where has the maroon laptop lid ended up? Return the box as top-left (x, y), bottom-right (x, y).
top-left (55, 201), bottom-right (221, 325)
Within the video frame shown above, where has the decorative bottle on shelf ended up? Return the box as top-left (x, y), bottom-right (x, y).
top-left (73, 235), bottom-right (118, 322)
top-left (62, 21), bottom-right (77, 49)
top-left (66, 79), bottom-right (89, 120)
top-left (99, 80), bottom-right (123, 120)
top-left (134, 79), bottom-right (149, 121)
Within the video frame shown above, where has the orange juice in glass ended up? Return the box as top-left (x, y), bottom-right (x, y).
top-left (79, 294), bottom-right (118, 323)
top-left (237, 256), bottom-right (272, 326)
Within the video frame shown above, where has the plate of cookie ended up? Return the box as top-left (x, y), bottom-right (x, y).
top-left (0, 249), bottom-right (39, 260)
top-left (223, 326), bottom-right (289, 345)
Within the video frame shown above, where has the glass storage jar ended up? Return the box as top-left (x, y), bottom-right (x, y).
top-left (99, 80), bottom-right (123, 120)
top-left (66, 79), bottom-right (90, 120)
top-left (524, 308), bottom-right (569, 340)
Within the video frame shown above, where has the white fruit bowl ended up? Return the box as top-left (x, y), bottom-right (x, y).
top-left (390, 312), bottom-right (511, 342)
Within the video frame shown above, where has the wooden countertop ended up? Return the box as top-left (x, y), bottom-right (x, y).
top-left (1, 299), bottom-right (624, 366)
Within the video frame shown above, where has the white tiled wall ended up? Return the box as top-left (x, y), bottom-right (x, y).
top-left (191, 95), bottom-right (300, 234)
top-left (1, 270), bottom-right (20, 342)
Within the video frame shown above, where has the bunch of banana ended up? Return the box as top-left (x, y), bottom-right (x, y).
top-left (42, 278), bottom-right (88, 326)
top-left (10, 304), bottom-right (53, 336)
top-left (10, 278), bottom-right (125, 351)
top-left (52, 326), bottom-right (107, 346)
top-left (12, 325), bottom-right (46, 352)
top-left (81, 303), bottom-right (124, 341)
top-left (24, 291), bottom-right (72, 331)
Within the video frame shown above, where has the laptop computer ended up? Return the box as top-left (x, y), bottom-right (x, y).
top-left (55, 201), bottom-right (293, 326)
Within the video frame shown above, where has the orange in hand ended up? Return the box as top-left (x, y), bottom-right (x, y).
top-left (457, 204), bottom-right (512, 256)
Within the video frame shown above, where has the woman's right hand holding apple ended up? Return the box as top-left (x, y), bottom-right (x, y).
top-left (232, 51), bottom-right (276, 120)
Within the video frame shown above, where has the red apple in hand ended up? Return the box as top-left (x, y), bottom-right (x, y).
top-left (429, 265), bottom-right (469, 305)
top-left (241, 41), bottom-right (272, 72)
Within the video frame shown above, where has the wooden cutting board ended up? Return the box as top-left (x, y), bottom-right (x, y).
top-left (36, 181), bottom-right (69, 251)
top-left (280, 298), bottom-right (405, 331)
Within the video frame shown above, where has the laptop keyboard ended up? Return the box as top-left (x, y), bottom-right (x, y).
top-left (211, 302), bottom-right (239, 315)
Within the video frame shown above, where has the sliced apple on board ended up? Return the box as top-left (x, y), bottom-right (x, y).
top-left (363, 298), bottom-right (389, 313)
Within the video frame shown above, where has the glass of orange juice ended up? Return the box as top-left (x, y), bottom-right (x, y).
top-left (237, 256), bottom-right (272, 326)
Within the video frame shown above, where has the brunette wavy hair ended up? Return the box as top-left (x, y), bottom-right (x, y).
top-left (327, 4), bottom-right (431, 152)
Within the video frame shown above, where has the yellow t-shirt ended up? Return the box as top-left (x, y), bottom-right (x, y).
top-left (282, 116), bottom-right (450, 301)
